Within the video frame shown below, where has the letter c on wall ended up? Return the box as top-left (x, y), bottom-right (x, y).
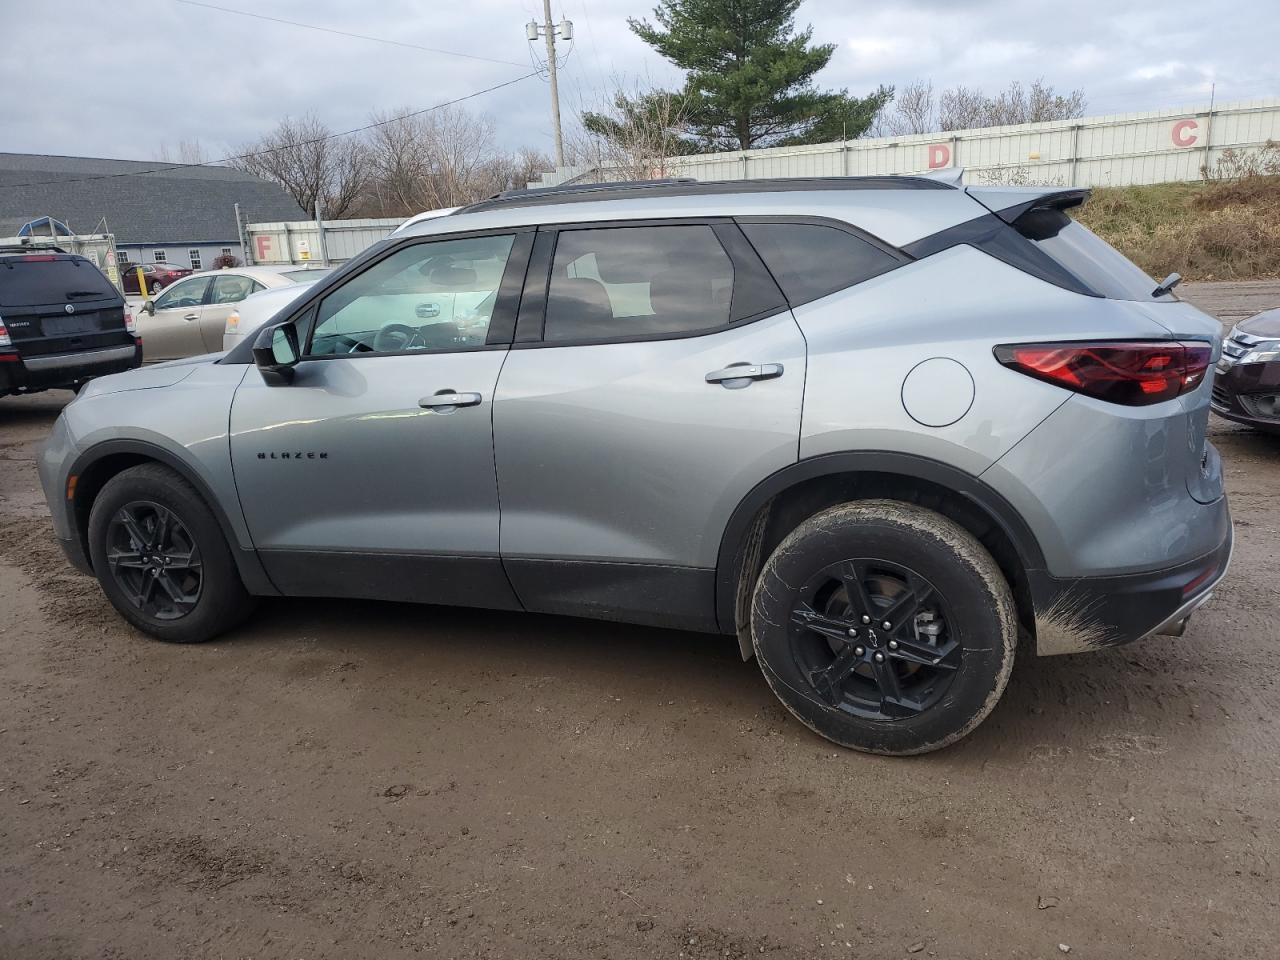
top-left (927, 143), bottom-right (951, 168)
top-left (1172, 119), bottom-right (1198, 148)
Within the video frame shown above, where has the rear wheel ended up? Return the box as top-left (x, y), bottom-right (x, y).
top-left (88, 463), bottom-right (255, 643)
top-left (751, 500), bottom-right (1016, 755)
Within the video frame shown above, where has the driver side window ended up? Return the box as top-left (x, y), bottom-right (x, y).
top-left (308, 234), bottom-right (516, 356)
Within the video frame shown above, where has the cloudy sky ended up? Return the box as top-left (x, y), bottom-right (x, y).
top-left (2, 0), bottom-right (1277, 162)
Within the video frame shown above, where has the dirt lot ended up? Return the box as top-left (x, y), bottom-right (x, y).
top-left (2, 282), bottom-right (1277, 960)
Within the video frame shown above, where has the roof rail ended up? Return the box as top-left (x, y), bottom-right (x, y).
top-left (456, 174), bottom-right (954, 214)
top-left (457, 178), bottom-right (697, 214)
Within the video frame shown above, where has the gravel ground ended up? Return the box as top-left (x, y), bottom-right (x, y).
top-left (1, 281), bottom-right (1277, 959)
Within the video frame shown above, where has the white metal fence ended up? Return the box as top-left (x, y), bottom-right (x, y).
top-left (532, 97), bottom-right (1280, 189)
top-left (243, 98), bottom-right (1280, 265)
top-left (242, 217), bottom-right (404, 266)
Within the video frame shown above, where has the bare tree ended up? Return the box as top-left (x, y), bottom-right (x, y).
top-left (875, 78), bottom-right (1087, 135)
top-left (938, 85), bottom-right (989, 131)
top-left (871, 80), bottom-right (934, 136)
top-left (154, 138), bottom-right (211, 165)
top-left (363, 105), bottom-right (529, 216)
top-left (575, 78), bottom-right (695, 181)
top-left (231, 113), bottom-right (370, 218)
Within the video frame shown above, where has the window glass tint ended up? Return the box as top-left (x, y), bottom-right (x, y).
top-left (153, 276), bottom-right (212, 310)
top-left (544, 226), bottom-right (733, 342)
top-left (211, 274), bottom-right (258, 304)
top-left (1014, 208), bottom-right (1166, 301)
top-left (0, 257), bottom-right (118, 307)
top-left (740, 222), bottom-right (900, 305)
top-left (310, 234), bottom-right (515, 355)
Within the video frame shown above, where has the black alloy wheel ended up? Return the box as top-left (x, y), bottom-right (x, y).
top-left (790, 559), bottom-right (960, 720)
top-left (104, 500), bottom-right (203, 620)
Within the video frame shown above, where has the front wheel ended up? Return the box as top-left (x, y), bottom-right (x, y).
top-left (751, 500), bottom-right (1017, 756)
top-left (87, 463), bottom-right (256, 643)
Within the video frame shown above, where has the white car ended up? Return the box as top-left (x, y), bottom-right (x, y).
top-left (136, 265), bottom-right (331, 361)
top-left (221, 281), bottom-right (324, 352)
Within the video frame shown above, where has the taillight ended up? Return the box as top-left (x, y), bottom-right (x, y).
top-left (994, 341), bottom-right (1213, 406)
top-left (0, 317), bottom-right (10, 348)
top-left (124, 309), bottom-right (137, 334)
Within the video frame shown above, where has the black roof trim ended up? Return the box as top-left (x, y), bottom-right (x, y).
top-left (458, 175), bottom-right (954, 214)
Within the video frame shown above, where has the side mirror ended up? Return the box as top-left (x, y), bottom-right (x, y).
top-left (253, 322), bottom-right (301, 385)
top-left (141, 300), bottom-right (155, 316)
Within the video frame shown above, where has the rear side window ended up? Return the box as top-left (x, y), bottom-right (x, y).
top-left (1014, 208), bottom-right (1167, 302)
top-left (544, 225), bottom-right (733, 342)
top-left (211, 274), bottom-right (262, 304)
top-left (0, 256), bottom-right (118, 307)
top-left (740, 222), bottom-right (901, 306)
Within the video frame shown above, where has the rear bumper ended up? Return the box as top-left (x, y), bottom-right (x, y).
top-left (1029, 518), bottom-right (1234, 656)
top-left (1, 342), bottom-right (142, 392)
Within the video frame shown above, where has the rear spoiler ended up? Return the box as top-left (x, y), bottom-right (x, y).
top-left (964, 186), bottom-right (1090, 223)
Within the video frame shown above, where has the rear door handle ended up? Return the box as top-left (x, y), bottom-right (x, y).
top-left (705, 362), bottom-right (784, 385)
top-left (183, 313), bottom-right (199, 321)
top-left (419, 391), bottom-right (482, 409)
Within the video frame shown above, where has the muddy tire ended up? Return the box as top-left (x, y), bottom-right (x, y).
top-left (87, 463), bottom-right (256, 643)
top-left (751, 500), bottom-right (1016, 756)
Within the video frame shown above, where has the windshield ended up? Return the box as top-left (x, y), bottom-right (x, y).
top-left (1015, 208), bottom-right (1170, 302)
top-left (0, 257), bottom-right (118, 307)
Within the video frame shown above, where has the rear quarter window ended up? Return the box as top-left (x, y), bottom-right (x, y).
top-left (739, 222), bottom-right (903, 306)
top-left (1015, 207), bottom-right (1169, 302)
top-left (0, 257), bottom-right (119, 307)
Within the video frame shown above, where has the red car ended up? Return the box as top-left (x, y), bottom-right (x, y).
top-left (118, 262), bottom-right (192, 296)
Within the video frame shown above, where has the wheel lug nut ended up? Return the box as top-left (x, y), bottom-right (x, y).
top-left (888, 640), bottom-right (899, 650)
top-left (847, 627), bottom-right (858, 638)
top-left (860, 615), bottom-right (871, 624)
top-left (873, 651), bottom-right (886, 663)
top-left (882, 621), bottom-right (892, 630)
top-left (854, 646), bottom-right (865, 656)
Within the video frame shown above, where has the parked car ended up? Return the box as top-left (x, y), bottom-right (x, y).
top-left (1211, 308), bottom-right (1280, 433)
top-left (136, 266), bottom-right (332, 361)
top-left (119, 262), bottom-right (192, 296)
top-left (0, 249), bottom-right (141, 396)
top-left (38, 176), bottom-right (1231, 755)
top-left (221, 281), bottom-right (324, 352)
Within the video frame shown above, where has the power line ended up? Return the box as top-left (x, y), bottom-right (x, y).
top-left (170, 0), bottom-right (528, 68)
top-left (4, 73), bottom-right (539, 189)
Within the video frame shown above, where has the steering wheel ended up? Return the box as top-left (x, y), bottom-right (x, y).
top-left (332, 333), bottom-right (374, 354)
top-left (371, 323), bottom-right (419, 353)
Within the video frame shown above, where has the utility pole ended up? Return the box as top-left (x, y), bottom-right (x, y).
top-left (527, 3), bottom-right (572, 168)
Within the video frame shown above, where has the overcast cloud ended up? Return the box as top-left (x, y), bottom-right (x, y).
top-left (2, 0), bottom-right (1276, 162)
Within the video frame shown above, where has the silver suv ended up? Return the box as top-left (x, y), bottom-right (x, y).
top-left (38, 176), bottom-right (1232, 755)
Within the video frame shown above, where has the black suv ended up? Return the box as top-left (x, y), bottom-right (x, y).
top-left (0, 249), bottom-right (141, 396)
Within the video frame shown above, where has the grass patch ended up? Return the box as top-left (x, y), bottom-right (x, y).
top-left (1077, 175), bottom-right (1280, 281)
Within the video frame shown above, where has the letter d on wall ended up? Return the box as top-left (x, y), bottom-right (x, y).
top-left (927, 143), bottom-right (951, 168)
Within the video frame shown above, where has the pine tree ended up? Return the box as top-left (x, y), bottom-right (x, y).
top-left (629, 0), bottom-right (891, 151)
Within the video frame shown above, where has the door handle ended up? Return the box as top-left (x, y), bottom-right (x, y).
top-left (183, 313), bottom-right (199, 321)
top-left (419, 391), bottom-right (482, 409)
top-left (705, 362), bottom-right (784, 385)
